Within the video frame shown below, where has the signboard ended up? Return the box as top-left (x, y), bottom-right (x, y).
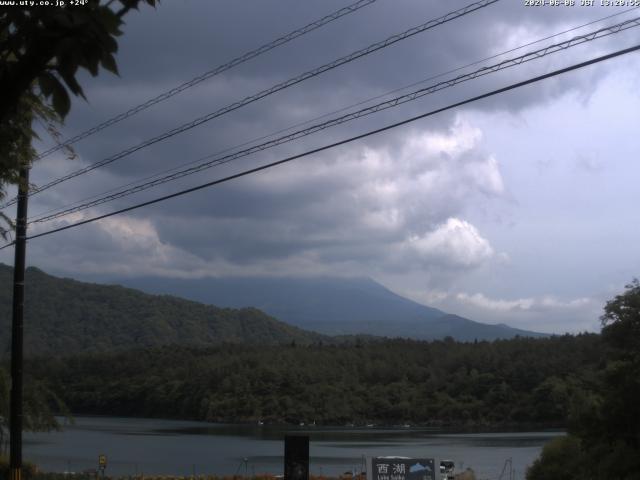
top-left (372, 458), bottom-right (435, 480)
top-left (98, 455), bottom-right (107, 468)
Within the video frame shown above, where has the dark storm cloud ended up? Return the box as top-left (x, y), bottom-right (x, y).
top-left (14, 0), bottom-right (640, 289)
top-left (37, 0), bottom-right (636, 195)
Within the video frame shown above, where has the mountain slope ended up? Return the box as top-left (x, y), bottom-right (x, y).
top-left (117, 275), bottom-right (547, 341)
top-left (0, 264), bottom-right (326, 355)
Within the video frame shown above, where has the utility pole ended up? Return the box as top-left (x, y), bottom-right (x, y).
top-left (10, 166), bottom-right (29, 480)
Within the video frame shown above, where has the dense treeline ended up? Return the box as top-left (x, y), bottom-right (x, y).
top-left (0, 265), bottom-right (326, 355)
top-left (526, 280), bottom-right (640, 479)
top-left (27, 334), bottom-right (602, 428)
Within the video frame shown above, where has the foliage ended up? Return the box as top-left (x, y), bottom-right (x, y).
top-left (526, 435), bottom-right (586, 480)
top-left (0, 90), bottom-right (65, 239)
top-left (600, 278), bottom-right (640, 359)
top-left (528, 280), bottom-right (640, 480)
top-left (0, 0), bottom-right (157, 233)
top-left (1, 0), bottom-right (157, 122)
top-left (0, 366), bottom-right (71, 455)
top-left (0, 456), bottom-right (38, 478)
top-left (581, 279), bottom-right (640, 478)
top-left (0, 264), bottom-right (327, 355)
top-left (0, 266), bottom-right (609, 429)
top-left (25, 334), bottom-right (603, 428)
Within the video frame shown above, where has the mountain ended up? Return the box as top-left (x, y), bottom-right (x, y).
top-left (0, 264), bottom-right (326, 356)
top-left (116, 275), bottom-right (547, 341)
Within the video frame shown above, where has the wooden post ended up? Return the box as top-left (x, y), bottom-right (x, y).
top-left (10, 166), bottom-right (29, 480)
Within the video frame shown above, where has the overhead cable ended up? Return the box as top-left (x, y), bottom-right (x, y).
top-left (28, 15), bottom-right (640, 225)
top-left (0, 0), bottom-right (499, 210)
top-left (29, 6), bottom-right (639, 222)
top-left (34, 0), bottom-right (379, 160)
top-left (4, 42), bottom-right (636, 247)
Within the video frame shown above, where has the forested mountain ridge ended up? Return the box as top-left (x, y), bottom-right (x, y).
top-left (0, 264), bottom-right (545, 357)
top-left (0, 264), bottom-right (327, 355)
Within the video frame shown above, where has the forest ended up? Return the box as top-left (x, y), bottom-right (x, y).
top-left (0, 264), bottom-right (327, 355)
top-left (0, 280), bottom-right (637, 478)
top-left (23, 334), bottom-right (602, 428)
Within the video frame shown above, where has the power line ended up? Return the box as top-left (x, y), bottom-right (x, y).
top-left (28, 6), bottom-right (639, 222)
top-left (7, 42), bottom-right (637, 247)
top-left (0, 0), bottom-right (499, 210)
top-left (28, 15), bottom-right (640, 225)
top-left (29, 14), bottom-right (640, 223)
top-left (34, 0), bottom-right (379, 161)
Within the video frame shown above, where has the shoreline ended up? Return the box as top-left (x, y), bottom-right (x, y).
top-left (24, 417), bottom-right (556, 479)
top-left (56, 413), bottom-right (567, 434)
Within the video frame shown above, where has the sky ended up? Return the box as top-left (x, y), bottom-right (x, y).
top-left (2, 0), bottom-right (640, 334)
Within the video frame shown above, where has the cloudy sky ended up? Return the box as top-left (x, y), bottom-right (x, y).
top-left (3, 0), bottom-right (640, 334)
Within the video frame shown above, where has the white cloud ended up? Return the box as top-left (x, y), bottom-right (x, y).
top-left (443, 291), bottom-right (603, 334)
top-left (455, 291), bottom-right (594, 313)
top-left (17, 118), bottom-right (507, 283)
top-left (24, 215), bottom-right (211, 279)
top-left (197, 118), bottom-right (505, 274)
top-left (3, 1), bottom-right (636, 338)
top-left (403, 217), bottom-right (494, 269)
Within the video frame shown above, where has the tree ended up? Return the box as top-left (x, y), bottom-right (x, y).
top-left (0, 90), bottom-right (62, 238)
top-left (528, 280), bottom-right (640, 480)
top-left (601, 278), bottom-right (640, 359)
top-left (526, 435), bottom-right (586, 480)
top-left (590, 279), bottom-right (640, 477)
top-left (0, 367), bottom-right (70, 455)
top-left (0, 0), bottom-right (157, 235)
top-left (0, 3), bottom-right (157, 473)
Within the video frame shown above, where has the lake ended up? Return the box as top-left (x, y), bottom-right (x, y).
top-left (24, 417), bottom-right (562, 479)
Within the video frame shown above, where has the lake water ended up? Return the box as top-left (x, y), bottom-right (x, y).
top-left (24, 417), bottom-right (562, 480)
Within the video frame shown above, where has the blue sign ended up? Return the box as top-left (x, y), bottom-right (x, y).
top-left (372, 458), bottom-right (435, 480)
